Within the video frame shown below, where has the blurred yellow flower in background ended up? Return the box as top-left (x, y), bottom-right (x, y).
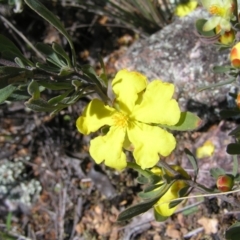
top-left (201, 0), bottom-right (234, 32)
top-left (175, 0), bottom-right (198, 17)
top-left (76, 69), bottom-right (181, 170)
top-left (196, 140), bottom-right (215, 158)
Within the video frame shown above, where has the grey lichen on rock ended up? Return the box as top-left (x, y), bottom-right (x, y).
top-left (115, 8), bottom-right (233, 122)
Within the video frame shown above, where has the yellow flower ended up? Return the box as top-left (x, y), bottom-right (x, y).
top-left (153, 165), bottom-right (190, 217)
top-left (201, 0), bottom-right (234, 32)
top-left (196, 140), bottom-right (215, 158)
top-left (76, 69), bottom-right (181, 170)
top-left (174, 1), bottom-right (198, 17)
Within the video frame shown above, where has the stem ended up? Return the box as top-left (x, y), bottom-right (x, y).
top-left (126, 162), bottom-right (153, 178)
top-left (158, 160), bottom-right (180, 177)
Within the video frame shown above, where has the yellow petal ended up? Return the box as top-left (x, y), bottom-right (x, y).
top-left (132, 80), bottom-right (180, 125)
top-left (175, 1), bottom-right (198, 17)
top-left (127, 122), bottom-right (176, 169)
top-left (76, 99), bottom-right (115, 135)
top-left (155, 181), bottom-right (186, 216)
top-left (90, 126), bottom-right (127, 170)
top-left (112, 69), bottom-right (147, 113)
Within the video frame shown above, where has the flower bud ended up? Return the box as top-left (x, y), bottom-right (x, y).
top-left (215, 26), bottom-right (235, 45)
top-left (230, 42), bottom-right (240, 68)
top-left (216, 175), bottom-right (234, 192)
top-left (236, 93), bottom-right (240, 109)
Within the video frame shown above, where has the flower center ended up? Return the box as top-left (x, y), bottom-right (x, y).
top-left (209, 5), bottom-right (225, 16)
top-left (112, 112), bottom-right (129, 128)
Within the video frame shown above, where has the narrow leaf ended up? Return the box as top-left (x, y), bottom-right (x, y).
top-left (38, 81), bottom-right (72, 90)
top-left (232, 155), bottom-right (238, 177)
top-left (48, 89), bottom-right (72, 105)
top-left (210, 167), bottom-right (226, 179)
top-left (25, 98), bottom-right (56, 112)
top-left (117, 197), bottom-right (159, 221)
top-left (28, 80), bottom-right (40, 99)
top-left (0, 84), bottom-right (17, 103)
top-left (227, 143), bottom-right (240, 155)
top-left (220, 109), bottom-right (240, 119)
top-left (212, 66), bottom-right (234, 73)
top-left (198, 77), bottom-right (236, 91)
top-left (52, 42), bottom-right (72, 67)
top-left (184, 148), bottom-right (198, 180)
top-left (225, 221), bottom-right (240, 240)
top-left (24, 0), bottom-right (76, 67)
top-left (36, 43), bottom-right (66, 67)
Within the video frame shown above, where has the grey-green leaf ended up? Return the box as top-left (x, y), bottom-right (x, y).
top-left (0, 84), bottom-right (17, 103)
top-left (28, 80), bottom-right (40, 99)
top-left (25, 98), bottom-right (56, 112)
top-left (24, 0), bottom-right (76, 67)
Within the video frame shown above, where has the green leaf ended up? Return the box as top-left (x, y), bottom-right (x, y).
top-left (184, 148), bottom-right (198, 180)
top-left (38, 81), bottom-right (72, 90)
top-left (24, 0), bottom-right (76, 67)
top-left (210, 167), bottom-right (226, 179)
top-left (195, 19), bottom-right (216, 37)
top-left (143, 183), bottom-right (163, 193)
top-left (212, 66), bottom-right (234, 73)
top-left (98, 55), bottom-right (108, 87)
top-left (0, 66), bottom-right (33, 88)
top-left (0, 35), bottom-right (33, 66)
top-left (72, 79), bottom-right (82, 91)
top-left (28, 80), bottom-right (40, 99)
top-left (227, 143), bottom-right (240, 155)
top-left (25, 98), bottom-right (56, 112)
top-left (48, 89), bottom-right (72, 105)
top-left (36, 62), bottom-right (60, 73)
top-left (138, 184), bottom-right (165, 200)
top-left (59, 66), bottom-right (74, 76)
top-left (198, 77), bottom-right (236, 91)
top-left (61, 94), bottom-right (82, 105)
top-left (7, 89), bottom-right (29, 101)
top-left (220, 109), bottom-right (240, 119)
top-left (117, 196), bottom-right (160, 221)
top-left (36, 43), bottom-right (66, 68)
top-left (154, 208), bottom-right (169, 222)
top-left (117, 184), bottom-right (171, 221)
top-left (52, 42), bottom-right (72, 67)
top-left (226, 221), bottom-right (240, 240)
top-left (232, 155), bottom-right (238, 177)
top-left (0, 84), bottom-right (17, 103)
top-left (162, 112), bottom-right (202, 131)
top-left (81, 64), bottom-right (105, 87)
top-left (136, 175), bottom-right (150, 184)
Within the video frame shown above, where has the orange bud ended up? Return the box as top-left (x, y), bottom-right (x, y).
top-left (236, 93), bottom-right (240, 108)
top-left (230, 42), bottom-right (240, 68)
top-left (216, 175), bottom-right (234, 192)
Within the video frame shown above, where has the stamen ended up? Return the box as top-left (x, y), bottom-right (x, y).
top-left (112, 112), bottom-right (128, 128)
top-left (209, 5), bottom-right (225, 16)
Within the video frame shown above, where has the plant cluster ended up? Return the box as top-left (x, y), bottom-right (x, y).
top-left (0, 0), bottom-right (240, 239)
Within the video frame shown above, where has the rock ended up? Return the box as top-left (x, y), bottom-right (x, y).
top-left (115, 8), bottom-right (233, 123)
